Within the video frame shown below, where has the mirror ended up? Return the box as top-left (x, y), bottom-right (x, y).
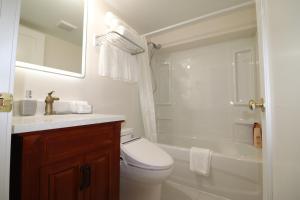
top-left (16, 0), bottom-right (87, 78)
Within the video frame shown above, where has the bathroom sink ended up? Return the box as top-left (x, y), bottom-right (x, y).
top-left (12, 114), bottom-right (125, 134)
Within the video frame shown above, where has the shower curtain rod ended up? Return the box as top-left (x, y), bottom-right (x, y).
top-left (143, 1), bottom-right (255, 37)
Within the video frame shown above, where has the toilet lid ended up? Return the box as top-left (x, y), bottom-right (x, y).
top-left (121, 138), bottom-right (174, 170)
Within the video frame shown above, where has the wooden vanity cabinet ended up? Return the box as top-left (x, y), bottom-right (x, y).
top-left (10, 121), bottom-right (122, 200)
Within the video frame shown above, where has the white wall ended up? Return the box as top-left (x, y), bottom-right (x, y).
top-left (154, 36), bottom-right (260, 144)
top-left (259, 0), bottom-right (300, 199)
top-left (13, 0), bottom-right (144, 136)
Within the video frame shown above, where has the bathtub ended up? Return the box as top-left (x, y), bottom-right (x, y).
top-left (158, 135), bottom-right (263, 200)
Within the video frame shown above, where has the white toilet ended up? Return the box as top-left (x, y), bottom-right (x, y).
top-left (120, 130), bottom-right (174, 200)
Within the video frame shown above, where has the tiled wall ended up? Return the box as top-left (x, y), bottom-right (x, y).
top-left (153, 36), bottom-right (260, 144)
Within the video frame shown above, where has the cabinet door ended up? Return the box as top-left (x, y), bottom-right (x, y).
top-left (40, 157), bottom-right (84, 200)
top-left (84, 149), bottom-right (117, 200)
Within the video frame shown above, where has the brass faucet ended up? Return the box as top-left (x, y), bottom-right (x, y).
top-left (45, 91), bottom-right (60, 115)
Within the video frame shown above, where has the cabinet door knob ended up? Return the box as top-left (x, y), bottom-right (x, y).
top-left (80, 165), bottom-right (91, 190)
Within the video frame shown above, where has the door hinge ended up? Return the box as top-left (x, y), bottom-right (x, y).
top-left (0, 93), bottom-right (13, 112)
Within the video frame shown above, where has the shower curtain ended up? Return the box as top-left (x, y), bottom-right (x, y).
top-left (98, 11), bottom-right (157, 141)
top-left (137, 37), bottom-right (158, 142)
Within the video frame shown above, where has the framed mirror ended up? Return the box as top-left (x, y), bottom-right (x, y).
top-left (16, 0), bottom-right (88, 78)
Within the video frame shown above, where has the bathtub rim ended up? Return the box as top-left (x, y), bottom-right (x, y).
top-left (158, 143), bottom-right (262, 163)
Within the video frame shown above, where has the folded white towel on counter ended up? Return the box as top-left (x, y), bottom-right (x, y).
top-left (54, 101), bottom-right (73, 114)
top-left (71, 102), bottom-right (93, 114)
top-left (54, 101), bottom-right (93, 114)
top-left (189, 147), bottom-right (212, 176)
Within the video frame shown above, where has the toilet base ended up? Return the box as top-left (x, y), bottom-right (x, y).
top-left (120, 177), bottom-right (162, 200)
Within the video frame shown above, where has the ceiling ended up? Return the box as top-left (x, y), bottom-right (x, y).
top-left (20, 0), bottom-right (84, 45)
top-left (105, 0), bottom-right (253, 34)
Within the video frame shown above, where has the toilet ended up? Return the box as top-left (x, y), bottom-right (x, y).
top-left (120, 129), bottom-right (174, 200)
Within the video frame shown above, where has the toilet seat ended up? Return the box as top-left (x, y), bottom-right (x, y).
top-left (121, 138), bottom-right (174, 170)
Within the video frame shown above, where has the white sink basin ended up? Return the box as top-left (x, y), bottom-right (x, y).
top-left (12, 114), bottom-right (125, 134)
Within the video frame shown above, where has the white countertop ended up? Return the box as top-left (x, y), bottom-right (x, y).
top-left (12, 114), bottom-right (125, 134)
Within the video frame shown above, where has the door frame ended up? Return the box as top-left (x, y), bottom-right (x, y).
top-left (0, 0), bottom-right (21, 199)
top-left (255, 0), bottom-right (273, 199)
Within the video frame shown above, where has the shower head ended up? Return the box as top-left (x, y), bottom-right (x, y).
top-left (148, 42), bottom-right (162, 49)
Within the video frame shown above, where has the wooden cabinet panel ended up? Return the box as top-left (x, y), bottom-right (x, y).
top-left (16, 134), bottom-right (43, 200)
top-left (84, 150), bottom-right (112, 200)
top-left (49, 168), bottom-right (80, 200)
top-left (40, 157), bottom-right (84, 200)
top-left (43, 124), bottom-right (115, 164)
top-left (10, 121), bottom-right (122, 200)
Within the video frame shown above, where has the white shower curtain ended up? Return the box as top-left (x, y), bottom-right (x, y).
top-left (98, 11), bottom-right (157, 141)
top-left (137, 37), bottom-right (158, 142)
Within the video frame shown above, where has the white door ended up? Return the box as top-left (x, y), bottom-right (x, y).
top-left (255, 1), bottom-right (273, 200)
top-left (257, 0), bottom-right (300, 199)
top-left (0, 0), bottom-right (20, 199)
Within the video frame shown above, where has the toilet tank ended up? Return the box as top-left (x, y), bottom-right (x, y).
top-left (121, 128), bottom-right (137, 143)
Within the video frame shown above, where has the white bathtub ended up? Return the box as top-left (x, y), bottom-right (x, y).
top-left (158, 135), bottom-right (262, 200)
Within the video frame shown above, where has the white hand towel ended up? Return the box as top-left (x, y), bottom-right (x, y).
top-left (189, 147), bottom-right (212, 176)
top-left (99, 42), bottom-right (118, 78)
top-left (99, 42), bottom-right (137, 82)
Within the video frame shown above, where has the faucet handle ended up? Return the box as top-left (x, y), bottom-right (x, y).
top-left (48, 91), bottom-right (55, 96)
